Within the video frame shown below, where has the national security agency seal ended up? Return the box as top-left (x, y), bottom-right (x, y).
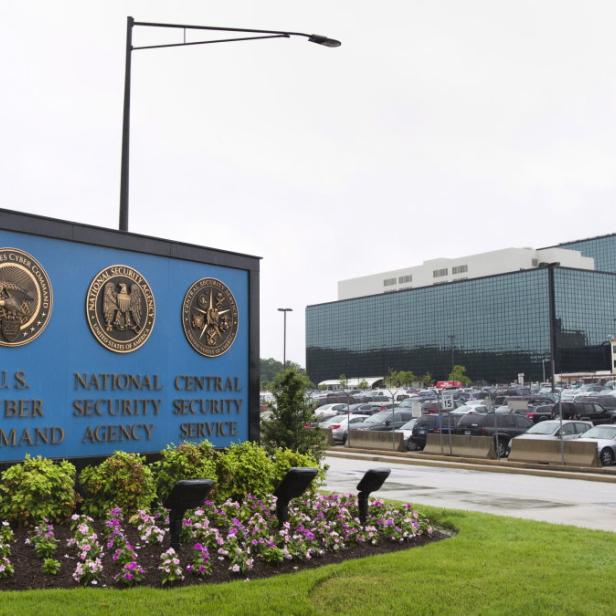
top-left (182, 278), bottom-right (239, 357)
top-left (0, 248), bottom-right (53, 347)
top-left (86, 265), bottom-right (155, 353)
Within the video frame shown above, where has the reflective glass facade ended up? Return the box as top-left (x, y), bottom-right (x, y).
top-left (307, 264), bottom-right (616, 384)
top-left (555, 234), bottom-right (616, 273)
top-left (554, 268), bottom-right (616, 373)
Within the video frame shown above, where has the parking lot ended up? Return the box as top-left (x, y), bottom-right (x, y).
top-left (308, 381), bottom-right (616, 466)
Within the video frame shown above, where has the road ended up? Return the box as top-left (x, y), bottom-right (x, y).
top-left (324, 455), bottom-right (616, 532)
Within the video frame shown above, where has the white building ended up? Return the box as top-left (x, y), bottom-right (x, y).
top-left (338, 246), bottom-right (595, 300)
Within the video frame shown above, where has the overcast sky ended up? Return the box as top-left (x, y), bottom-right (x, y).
top-left (1, 0), bottom-right (615, 367)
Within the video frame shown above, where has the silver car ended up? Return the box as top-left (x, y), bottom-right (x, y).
top-left (575, 424), bottom-right (616, 466)
top-left (507, 420), bottom-right (591, 454)
top-left (330, 414), bottom-right (370, 443)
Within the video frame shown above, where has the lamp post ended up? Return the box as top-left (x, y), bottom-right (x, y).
top-left (448, 334), bottom-right (456, 373)
top-left (278, 307), bottom-right (293, 366)
top-left (119, 17), bottom-right (341, 231)
top-left (541, 357), bottom-right (550, 383)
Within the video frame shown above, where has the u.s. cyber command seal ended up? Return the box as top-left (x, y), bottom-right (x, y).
top-left (86, 265), bottom-right (155, 353)
top-left (0, 248), bottom-right (53, 347)
top-left (182, 278), bottom-right (239, 357)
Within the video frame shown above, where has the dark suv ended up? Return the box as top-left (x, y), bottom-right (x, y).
top-left (454, 413), bottom-right (533, 457)
top-left (514, 404), bottom-right (554, 424)
top-left (353, 409), bottom-right (414, 432)
top-left (408, 414), bottom-right (461, 450)
top-left (557, 402), bottom-right (616, 425)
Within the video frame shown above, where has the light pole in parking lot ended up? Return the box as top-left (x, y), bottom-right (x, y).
top-left (118, 17), bottom-right (341, 231)
top-left (448, 334), bottom-right (456, 372)
top-left (542, 357), bottom-right (550, 383)
top-left (278, 308), bottom-right (293, 366)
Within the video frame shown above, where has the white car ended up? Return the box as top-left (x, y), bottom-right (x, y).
top-left (313, 403), bottom-right (349, 419)
top-left (450, 404), bottom-right (489, 415)
top-left (576, 424), bottom-right (616, 466)
top-left (394, 418), bottom-right (419, 450)
top-left (560, 388), bottom-right (580, 402)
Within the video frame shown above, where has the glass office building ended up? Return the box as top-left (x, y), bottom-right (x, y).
top-left (554, 233), bottom-right (616, 274)
top-left (306, 234), bottom-right (616, 384)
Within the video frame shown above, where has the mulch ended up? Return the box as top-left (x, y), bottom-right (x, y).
top-left (0, 522), bottom-right (449, 591)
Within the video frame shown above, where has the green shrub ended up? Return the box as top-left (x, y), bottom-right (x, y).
top-left (79, 451), bottom-right (156, 518)
top-left (42, 558), bottom-right (61, 575)
top-left (271, 448), bottom-right (325, 493)
top-left (216, 441), bottom-right (276, 501)
top-left (0, 455), bottom-right (77, 526)
top-left (262, 367), bottom-right (325, 458)
top-left (151, 441), bottom-right (218, 502)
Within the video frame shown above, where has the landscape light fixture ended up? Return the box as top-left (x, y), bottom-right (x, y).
top-left (119, 17), bottom-right (341, 231)
top-left (273, 467), bottom-right (318, 525)
top-left (356, 468), bottom-right (391, 525)
top-left (163, 479), bottom-right (215, 550)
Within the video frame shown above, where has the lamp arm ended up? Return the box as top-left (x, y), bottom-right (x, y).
top-left (133, 19), bottom-right (313, 39)
top-left (133, 33), bottom-right (289, 52)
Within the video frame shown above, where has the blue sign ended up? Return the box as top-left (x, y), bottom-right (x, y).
top-left (0, 214), bottom-right (259, 464)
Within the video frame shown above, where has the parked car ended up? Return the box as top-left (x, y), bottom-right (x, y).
top-left (454, 412), bottom-right (534, 457)
top-left (313, 394), bottom-right (359, 406)
top-left (408, 414), bottom-right (462, 450)
top-left (508, 419), bottom-right (593, 454)
top-left (514, 404), bottom-right (555, 424)
top-left (318, 413), bottom-right (349, 429)
top-left (394, 418), bottom-right (419, 450)
top-left (557, 402), bottom-right (616, 424)
top-left (579, 395), bottom-right (616, 411)
top-left (572, 384), bottom-right (606, 398)
top-left (348, 402), bottom-right (383, 416)
top-left (331, 414), bottom-right (370, 443)
top-left (576, 424), bottom-right (616, 465)
top-left (450, 404), bottom-right (490, 415)
top-left (352, 409), bottom-right (414, 432)
top-left (313, 403), bottom-right (350, 420)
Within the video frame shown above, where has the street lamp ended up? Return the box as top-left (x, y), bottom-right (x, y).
top-left (119, 17), bottom-right (341, 231)
top-left (541, 357), bottom-right (550, 383)
top-left (278, 307), bottom-right (293, 366)
top-left (448, 334), bottom-right (456, 373)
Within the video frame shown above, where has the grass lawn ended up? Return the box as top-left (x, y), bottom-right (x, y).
top-left (2, 505), bottom-right (615, 616)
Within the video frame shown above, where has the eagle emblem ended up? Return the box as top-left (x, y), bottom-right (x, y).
top-left (86, 265), bottom-right (155, 353)
top-left (103, 282), bottom-right (143, 333)
top-left (0, 248), bottom-right (53, 347)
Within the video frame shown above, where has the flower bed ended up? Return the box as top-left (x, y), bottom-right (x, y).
top-left (0, 494), bottom-right (444, 591)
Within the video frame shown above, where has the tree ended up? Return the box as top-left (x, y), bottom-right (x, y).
top-left (261, 366), bottom-right (325, 459)
top-left (420, 373), bottom-right (433, 387)
top-left (260, 357), bottom-right (304, 390)
top-left (448, 364), bottom-right (472, 385)
top-left (357, 379), bottom-right (369, 389)
top-left (339, 374), bottom-right (348, 390)
top-left (384, 369), bottom-right (416, 389)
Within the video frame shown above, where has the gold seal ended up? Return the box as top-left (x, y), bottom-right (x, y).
top-left (182, 278), bottom-right (239, 357)
top-left (0, 248), bottom-right (53, 347)
top-left (86, 265), bottom-right (155, 353)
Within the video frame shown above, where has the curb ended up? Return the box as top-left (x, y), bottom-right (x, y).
top-left (326, 448), bottom-right (616, 484)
